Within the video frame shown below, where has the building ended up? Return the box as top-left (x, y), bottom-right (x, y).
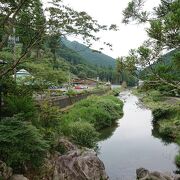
top-left (14, 69), bottom-right (31, 79)
top-left (72, 78), bottom-right (99, 87)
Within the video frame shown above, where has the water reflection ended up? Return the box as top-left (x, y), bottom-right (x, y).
top-left (99, 122), bottom-right (118, 141)
top-left (151, 123), bottom-right (174, 145)
top-left (97, 90), bottom-right (179, 180)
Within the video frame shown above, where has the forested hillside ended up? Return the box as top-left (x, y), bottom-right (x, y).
top-left (55, 41), bottom-right (117, 82)
top-left (62, 38), bottom-right (115, 67)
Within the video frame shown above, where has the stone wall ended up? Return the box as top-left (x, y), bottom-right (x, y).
top-left (51, 89), bottom-right (110, 109)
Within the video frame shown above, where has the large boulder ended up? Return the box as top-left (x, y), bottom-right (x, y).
top-left (174, 175), bottom-right (180, 180)
top-left (52, 139), bottom-right (108, 180)
top-left (38, 139), bottom-right (108, 180)
top-left (136, 168), bottom-right (174, 180)
top-left (0, 160), bottom-right (13, 179)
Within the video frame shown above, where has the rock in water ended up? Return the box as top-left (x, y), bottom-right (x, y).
top-left (53, 148), bottom-right (109, 180)
top-left (174, 175), bottom-right (180, 180)
top-left (136, 168), bottom-right (174, 180)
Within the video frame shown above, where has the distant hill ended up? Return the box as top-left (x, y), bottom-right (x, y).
top-left (62, 38), bottom-right (115, 67)
top-left (57, 42), bottom-right (89, 65)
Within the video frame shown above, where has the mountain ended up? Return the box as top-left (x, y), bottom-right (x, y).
top-left (62, 38), bottom-right (115, 67)
top-left (57, 43), bottom-right (89, 65)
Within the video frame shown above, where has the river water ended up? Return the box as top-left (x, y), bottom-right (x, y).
top-left (98, 90), bottom-right (179, 180)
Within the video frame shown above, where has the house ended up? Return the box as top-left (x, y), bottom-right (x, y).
top-left (15, 69), bottom-right (31, 78)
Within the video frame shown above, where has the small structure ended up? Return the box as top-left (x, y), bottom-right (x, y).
top-left (13, 69), bottom-right (31, 79)
top-left (72, 78), bottom-right (99, 87)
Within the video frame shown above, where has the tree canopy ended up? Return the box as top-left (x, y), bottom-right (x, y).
top-left (0, 0), bottom-right (117, 77)
top-left (122, 0), bottom-right (180, 90)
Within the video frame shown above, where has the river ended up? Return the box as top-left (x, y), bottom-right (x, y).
top-left (98, 90), bottom-right (179, 180)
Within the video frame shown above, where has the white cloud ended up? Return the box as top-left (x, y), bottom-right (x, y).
top-left (43, 0), bottom-right (160, 58)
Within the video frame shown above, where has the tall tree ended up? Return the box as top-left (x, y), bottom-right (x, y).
top-left (122, 0), bottom-right (180, 89)
top-left (0, 0), bottom-right (117, 78)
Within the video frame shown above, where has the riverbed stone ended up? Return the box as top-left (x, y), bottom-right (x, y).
top-left (136, 168), bottom-right (174, 180)
top-left (174, 175), bottom-right (180, 180)
top-left (53, 148), bottom-right (109, 180)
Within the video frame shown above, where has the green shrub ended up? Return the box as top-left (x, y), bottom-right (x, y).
top-left (38, 101), bottom-right (61, 129)
top-left (159, 125), bottom-right (173, 138)
top-left (38, 101), bottom-right (62, 144)
top-left (152, 108), bottom-right (171, 123)
top-left (4, 95), bottom-right (36, 120)
top-left (74, 96), bottom-right (97, 108)
top-left (60, 95), bottom-right (123, 147)
top-left (111, 88), bottom-right (121, 96)
top-left (61, 95), bottom-right (123, 130)
top-left (0, 116), bottom-right (49, 171)
top-left (68, 122), bottom-right (99, 148)
top-left (61, 106), bottom-right (112, 130)
top-left (175, 154), bottom-right (180, 167)
top-left (148, 90), bottom-right (163, 102)
top-left (66, 89), bottom-right (77, 97)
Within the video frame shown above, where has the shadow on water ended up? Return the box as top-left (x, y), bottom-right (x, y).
top-left (99, 122), bottom-right (119, 141)
top-left (151, 123), bottom-right (174, 145)
top-left (151, 122), bottom-right (180, 174)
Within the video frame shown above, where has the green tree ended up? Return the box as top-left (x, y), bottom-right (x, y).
top-left (0, 116), bottom-right (49, 171)
top-left (122, 0), bottom-right (180, 90)
top-left (0, 0), bottom-right (116, 78)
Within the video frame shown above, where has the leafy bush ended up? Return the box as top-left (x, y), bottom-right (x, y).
top-left (60, 95), bottom-right (123, 147)
top-left (148, 90), bottom-right (163, 102)
top-left (66, 89), bottom-right (77, 97)
top-left (61, 95), bottom-right (123, 130)
top-left (4, 95), bottom-right (37, 120)
top-left (38, 101), bottom-right (61, 129)
top-left (38, 101), bottom-right (62, 143)
top-left (175, 154), bottom-right (180, 167)
top-left (159, 125), bottom-right (173, 138)
top-left (111, 88), bottom-right (121, 96)
top-left (0, 116), bottom-right (49, 171)
top-left (152, 108), bottom-right (171, 123)
top-left (68, 122), bottom-right (99, 148)
top-left (61, 106), bottom-right (112, 130)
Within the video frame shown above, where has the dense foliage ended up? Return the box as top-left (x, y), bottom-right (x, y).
top-left (68, 122), bottom-right (98, 148)
top-left (122, 0), bottom-right (180, 91)
top-left (0, 116), bottom-right (49, 171)
top-left (60, 95), bottom-right (123, 147)
top-left (62, 38), bottom-right (115, 67)
top-left (0, 0), bottom-right (118, 77)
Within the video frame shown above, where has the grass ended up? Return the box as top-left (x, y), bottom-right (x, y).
top-left (60, 95), bottom-right (123, 148)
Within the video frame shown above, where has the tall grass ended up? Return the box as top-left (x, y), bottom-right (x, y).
top-left (60, 95), bottom-right (123, 147)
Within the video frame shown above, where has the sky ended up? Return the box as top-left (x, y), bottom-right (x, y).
top-left (45, 0), bottom-right (160, 58)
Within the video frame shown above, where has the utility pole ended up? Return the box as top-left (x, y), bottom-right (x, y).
top-left (9, 28), bottom-right (19, 81)
top-left (13, 28), bottom-right (16, 81)
top-left (0, 60), bottom-right (7, 121)
top-left (68, 72), bottom-right (71, 90)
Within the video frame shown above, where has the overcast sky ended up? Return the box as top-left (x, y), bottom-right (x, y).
top-left (47, 0), bottom-right (160, 58)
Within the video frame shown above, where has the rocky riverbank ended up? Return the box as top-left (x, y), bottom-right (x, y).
top-left (0, 139), bottom-right (108, 180)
